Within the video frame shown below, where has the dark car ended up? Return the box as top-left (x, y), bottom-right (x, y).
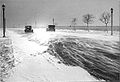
top-left (46, 25), bottom-right (55, 31)
top-left (24, 25), bottom-right (33, 33)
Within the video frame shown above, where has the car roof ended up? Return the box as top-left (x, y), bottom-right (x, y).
top-left (25, 25), bottom-right (32, 27)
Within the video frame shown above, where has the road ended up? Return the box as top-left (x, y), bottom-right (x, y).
top-left (6, 28), bottom-right (98, 82)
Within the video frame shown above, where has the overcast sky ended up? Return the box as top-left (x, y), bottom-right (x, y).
top-left (0, 0), bottom-right (119, 27)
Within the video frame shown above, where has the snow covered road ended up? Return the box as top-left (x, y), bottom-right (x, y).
top-left (6, 28), bottom-right (99, 82)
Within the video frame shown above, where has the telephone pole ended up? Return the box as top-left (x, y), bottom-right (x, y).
top-left (119, 1), bottom-right (120, 48)
top-left (2, 4), bottom-right (6, 37)
top-left (111, 8), bottom-right (113, 35)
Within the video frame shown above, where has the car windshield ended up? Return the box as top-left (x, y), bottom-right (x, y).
top-left (25, 26), bottom-right (31, 28)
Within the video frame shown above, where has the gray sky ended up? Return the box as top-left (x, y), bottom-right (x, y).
top-left (0, 0), bottom-right (119, 27)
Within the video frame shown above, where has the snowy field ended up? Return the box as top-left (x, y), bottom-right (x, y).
top-left (0, 28), bottom-right (120, 82)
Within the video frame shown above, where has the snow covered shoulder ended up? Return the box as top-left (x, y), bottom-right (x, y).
top-left (0, 38), bottom-right (15, 82)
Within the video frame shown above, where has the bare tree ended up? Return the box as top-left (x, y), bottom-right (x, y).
top-left (71, 18), bottom-right (77, 31)
top-left (83, 14), bottom-right (94, 32)
top-left (99, 12), bottom-right (111, 32)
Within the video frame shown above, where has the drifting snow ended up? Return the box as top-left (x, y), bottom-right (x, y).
top-left (46, 37), bottom-right (120, 81)
top-left (29, 28), bottom-right (120, 81)
top-left (6, 28), bottom-right (100, 82)
top-left (3, 28), bottom-right (119, 82)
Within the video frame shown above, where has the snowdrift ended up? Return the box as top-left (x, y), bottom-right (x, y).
top-left (46, 36), bottom-right (120, 81)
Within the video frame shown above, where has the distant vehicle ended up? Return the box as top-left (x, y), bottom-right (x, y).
top-left (46, 25), bottom-right (55, 31)
top-left (24, 25), bottom-right (33, 33)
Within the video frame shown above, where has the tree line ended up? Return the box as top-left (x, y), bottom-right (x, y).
top-left (71, 11), bottom-right (111, 32)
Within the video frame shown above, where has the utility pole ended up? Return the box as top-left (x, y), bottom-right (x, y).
top-left (111, 8), bottom-right (113, 35)
top-left (119, 1), bottom-right (120, 49)
top-left (2, 4), bottom-right (6, 37)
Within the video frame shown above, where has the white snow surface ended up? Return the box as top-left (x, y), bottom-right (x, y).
top-left (2, 28), bottom-right (118, 82)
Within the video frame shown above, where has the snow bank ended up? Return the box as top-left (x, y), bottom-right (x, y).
top-left (0, 38), bottom-right (15, 82)
top-left (46, 36), bottom-right (120, 81)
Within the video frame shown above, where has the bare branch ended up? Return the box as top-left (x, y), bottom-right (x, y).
top-left (99, 12), bottom-right (111, 25)
top-left (71, 18), bottom-right (77, 26)
top-left (82, 14), bottom-right (95, 25)
top-left (71, 18), bottom-right (77, 31)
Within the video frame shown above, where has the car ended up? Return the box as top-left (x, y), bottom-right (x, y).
top-left (46, 25), bottom-right (55, 31)
top-left (24, 25), bottom-right (33, 33)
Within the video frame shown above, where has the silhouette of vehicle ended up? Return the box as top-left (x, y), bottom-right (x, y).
top-left (24, 25), bottom-right (33, 33)
top-left (46, 25), bottom-right (55, 31)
